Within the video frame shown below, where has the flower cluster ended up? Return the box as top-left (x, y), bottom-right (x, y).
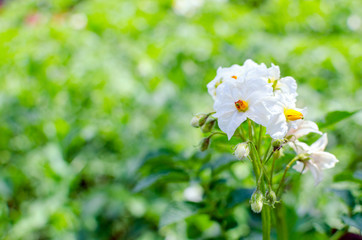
top-left (205, 59), bottom-right (338, 185)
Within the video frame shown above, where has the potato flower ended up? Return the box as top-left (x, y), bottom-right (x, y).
top-left (291, 134), bottom-right (339, 185)
top-left (207, 59), bottom-right (264, 99)
top-left (213, 76), bottom-right (273, 139)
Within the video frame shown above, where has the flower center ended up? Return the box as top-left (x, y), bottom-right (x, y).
top-left (268, 78), bottom-right (280, 91)
top-left (235, 100), bottom-right (248, 112)
top-left (215, 80), bottom-right (222, 89)
top-left (231, 75), bottom-right (237, 79)
top-left (284, 109), bottom-right (303, 121)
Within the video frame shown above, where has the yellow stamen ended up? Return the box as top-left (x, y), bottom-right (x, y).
top-left (284, 109), bottom-right (303, 121)
top-left (235, 100), bottom-right (248, 112)
top-left (231, 75), bottom-right (237, 79)
top-left (215, 80), bottom-right (222, 88)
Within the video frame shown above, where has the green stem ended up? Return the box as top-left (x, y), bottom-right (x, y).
top-left (248, 141), bottom-right (273, 188)
top-left (263, 141), bottom-right (272, 162)
top-left (247, 119), bottom-right (260, 180)
top-left (270, 154), bottom-right (277, 185)
top-left (330, 227), bottom-right (348, 240)
top-left (257, 125), bottom-right (263, 155)
top-left (237, 126), bottom-right (246, 141)
top-left (262, 203), bottom-right (271, 240)
top-left (274, 203), bottom-right (288, 240)
top-left (276, 156), bottom-right (299, 196)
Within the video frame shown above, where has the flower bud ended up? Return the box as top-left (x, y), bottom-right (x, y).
top-left (250, 190), bottom-right (263, 213)
top-left (272, 139), bottom-right (285, 151)
top-left (234, 143), bottom-right (250, 160)
top-left (200, 137), bottom-right (210, 151)
top-left (190, 113), bottom-right (208, 128)
top-left (184, 184), bottom-right (203, 202)
top-left (265, 190), bottom-right (277, 207)
top-left (201, 118), bottom-right (216, 133)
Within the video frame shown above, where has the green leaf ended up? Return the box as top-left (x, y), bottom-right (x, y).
top-left (342, 214), bottom-right (362, 230)
top-left (133, 170), bottom-right (189, 192)
top-left (201, 154), bottom-right (238, 175)
top-left (318, 110), bottom-right (360, 129)
top-left (227, 188), bottom-right (255, 208)
top-left (159, 202), bottom-right (200, 228)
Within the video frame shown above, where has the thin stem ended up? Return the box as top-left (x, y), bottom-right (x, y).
top-left (276, 156), bottom-right (299, 196)
top-left (270, 154), bottom-right (277, 185)
top-left (262, 141), bottom-right (272, 163)
top-left (262, 205), bottom-right (271, 240)
top-left (237, 126), bottom-right (246, 142)
top-left (210, 131), bottom-right (227, 137)
top-left (274, 203), bottom-right (288, 240)
top-left (248, 141), bottom-right (272, 188)
top-left (247, 119), bottom-right (260, 180)
top-left (257, 125), bottom-right (263, 156)
top-left (330, 227), bottom-right (348, 240)
top-left (251, 121), bottom-right (257, 143)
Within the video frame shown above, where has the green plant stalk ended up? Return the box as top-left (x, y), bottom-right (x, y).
top-left (247, 119), bottom-right (260, 180)
top-left (273, 203), bottom-right (288, 240)
top-left (248, 120), bottom-right (271, 240)
top-left (262, 205), bottom-right (271, 240)
top-left (257, 125), bottom-right (263, 156)
top-left (276, 156), bottom-right (299, 196)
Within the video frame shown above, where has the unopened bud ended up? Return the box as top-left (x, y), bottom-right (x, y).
top-left (272, 139), bottom-right (285, 151)
top-left (190, 113), bottom-right (208, 128)
top-left (250, 190), bottom-right (263, 213)
top-left (201, 119), bottom-right (216, 133)
top-left (200, 137), bottom-right (210, 151)
top-left (265, 190), bottom-right (277, 207)
top-left (234, 143), bottom-right (250, 160)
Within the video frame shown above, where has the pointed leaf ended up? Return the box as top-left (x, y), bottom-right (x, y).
top-left (159, 202), bottom-right (200, 228)
top-left (318, 110), bottom-right (360, 129)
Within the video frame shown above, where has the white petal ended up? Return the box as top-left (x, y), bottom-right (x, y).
top-left (217, 111), bottom-right (247, 140)
top-left (279, 76), bottom-right (297, 96)
top-left (286, 120), bottom-right (322, 139)
top-left (265, 112), bottom-right (288, 139)
top-left (310, 133), bottom-right (328, 152)
top-left (289, 140), bottom-right (310, 154)
top-left (268, 64), bottom-right (280, 80)
top-left (293, 161), bottom-right (307, 173)
top-left (307, 161), bottom-right (323, 185)
top-left (310, 151), bottom-right (338, 169)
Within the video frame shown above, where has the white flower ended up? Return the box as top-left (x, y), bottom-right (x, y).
top-left (184, 184), bottom-right (203, 202)
top-left (234, 142), bottom-right (250, 160)
top-left (207, 59), bottom-right (265, 99)
top-left (247, 63), bottom-right (297, 99)
top-left (291, 134), bottom-right (339, 185)
top-left (286, 120), bottom-right (322, 141)
top-left (213, 77), bottom-right (273, 139)
top-left (263, 94), bottom-right (306, 139)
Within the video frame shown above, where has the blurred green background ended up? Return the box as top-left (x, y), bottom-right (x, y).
top-left (0, 0), bottom-right (361, 239)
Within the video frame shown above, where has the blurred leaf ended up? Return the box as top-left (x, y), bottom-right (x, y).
top-left (227, 188), bottom-right (255, 208)
top-left (330, 189), bottom-right (355, 208)
top-left (159, 202), bottom-right (200, 228)
top-left (333, 172), bottom-right (362, 184)
top-left (133, 170), bottom-right (189, 192)
top-left (201, 154), bottom-right (238, 175)
top-left (318, 110), bottom-right (360, 129)
top-left (341, 214), bottom-right (362, 231)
